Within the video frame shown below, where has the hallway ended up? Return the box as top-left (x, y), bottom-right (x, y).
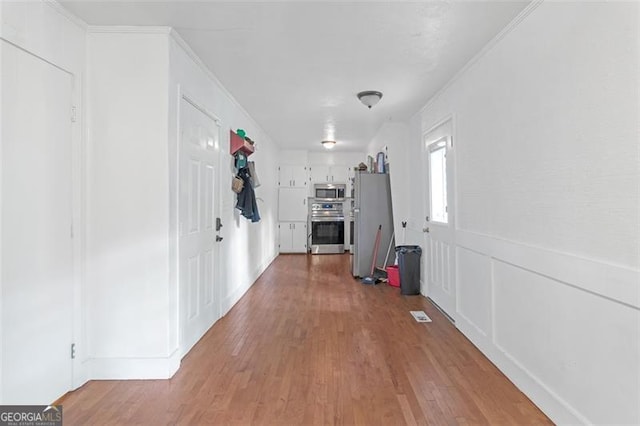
top-left (61, 254), bottom-right (550, 425)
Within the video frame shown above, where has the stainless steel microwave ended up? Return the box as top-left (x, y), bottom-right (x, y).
top-left (314, 183), bottom-right (346, 200)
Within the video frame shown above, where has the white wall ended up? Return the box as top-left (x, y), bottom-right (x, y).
top-left (0, 0), bottom-right (88, 397)
top-left (279, 149), bottom-right (308, 165)
top-left (308, 151), bottom-right (363, 168)
top-left (410, 2), bottom-right (639, 424)
top-left (168, 31), bottom-right (280, 333)
top-left (280, 150), bottom-right (365, 174)
top-left (85, 29), bottom-right (174, 378)
top-left (366, 122), bottom-right (411, 246)
top-left (1, 1), bottom-right (282, 389)
top-left (84, 28), bottom-right (281, 379)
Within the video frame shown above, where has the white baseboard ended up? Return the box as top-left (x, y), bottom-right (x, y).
top-left (447, 230), bottom-right (640, 425)
top-left (222, 250), bottom-right (278, 316)
top-left (72, 360), bottom-right (89, 391)
top-left (86, 350), bottom-right (180, 380)
top-left (456, 315), bottom-right (587, 425)
top-left (84, 251), bottom-right (278, 382)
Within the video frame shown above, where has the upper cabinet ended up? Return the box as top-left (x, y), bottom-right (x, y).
top-left (310, 165), bottom-right (350, 185)
top-left (331, 166), bottom-right (350, 185)
top-left (279, 164), bottom-right (308, 188)
top-left (309, 165), bottom-right (329, 184)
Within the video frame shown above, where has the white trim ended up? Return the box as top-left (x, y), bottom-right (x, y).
top-left (222, 251), bottom-right (278, 316)
top-left (426, 136), bottom-right (449, 152)
top-left (175, 90), bottom-right (225, 360)
top-left (456, 317), bottom-right (587, 425)
top-left (87, 351), bottom-right (181, 380)
top-left (182, 92), bottom-right (221, 125)
top-left (422, 114), bottom-right (455, 142)
top-left (87, 25), bottom-right (172, 35)
top-left (222, 278), bottom-right (252, 316)
top-left (0, 36), bottom-right (85, 401)
top-left (0, 38), bottom-right (73, 76)
top-left (43, 0), bottom-right (88, 31)
top-left (169, 29), bottom-right (276, 147)
top-left (456, 229), bottom-right (640, 309)
top-left (418, 0), bottom-right (544, 116)
top-left (70, 65), bottom-right (86, 393)
top-left (421, 116), bottom-right (457, 320)
top-left (80, 28), bottom-right (92, 391)
top-left (0, 35), bottom-right (4, 405)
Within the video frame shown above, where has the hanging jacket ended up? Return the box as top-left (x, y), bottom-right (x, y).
top-left (235, 166), bottom-right (261, 222)
top-left (248, 161), bottom-right (260, 188)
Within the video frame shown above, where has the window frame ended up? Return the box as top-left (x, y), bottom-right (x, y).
top-left (427, 136), bottom-right (450, 225)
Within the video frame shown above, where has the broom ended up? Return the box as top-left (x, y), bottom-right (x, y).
top-left (361, 225), bottom-right (382, 285)
top-left (373, 231), bottom-right (395, 281)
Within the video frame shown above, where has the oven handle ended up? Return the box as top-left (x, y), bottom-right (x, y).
top-left (310, 216), bottom-right (345, 222)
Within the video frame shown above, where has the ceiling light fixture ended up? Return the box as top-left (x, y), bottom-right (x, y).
top-left (357, 90), bottom-right (383, 109)
top-left (321, 140), bottom-right (336, 149)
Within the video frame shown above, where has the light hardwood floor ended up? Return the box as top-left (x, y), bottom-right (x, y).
top-left (61, 254), bottom-right (552, 425)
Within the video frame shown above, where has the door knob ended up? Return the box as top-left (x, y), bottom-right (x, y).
top-left (423, 227), bottom-right (430, 233)
top-left (216, 217), bottom-right (223, 231)
top-left (216, 235), bottom-right (223, 242)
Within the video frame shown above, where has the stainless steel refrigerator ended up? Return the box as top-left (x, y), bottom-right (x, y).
top-left (351, 172), bottom-right (395, 277)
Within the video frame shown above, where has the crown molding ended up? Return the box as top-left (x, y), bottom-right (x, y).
top-left (43, 0), bottom-right (88, 31)
top-left (417, 0), bottom-right (545, 117)
top-left (169, 29), bottom-right (276, 146)
top-left (87, 26), bottom-right (172, 35)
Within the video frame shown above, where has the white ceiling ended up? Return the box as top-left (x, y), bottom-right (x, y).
top-left (61, 1), bottom-right (530, 152)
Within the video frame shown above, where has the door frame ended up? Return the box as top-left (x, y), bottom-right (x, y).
top-left (421, 114), bottom-right (457, 322)
top-left (176, 89), bottom-right (223, 359)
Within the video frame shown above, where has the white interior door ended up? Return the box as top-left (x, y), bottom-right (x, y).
top-left (423, 119), bottom-right (456, 320)
top-left (178, 96), bottom-right (221, 357)
top-left (1, 41), bottom-right (74, 403)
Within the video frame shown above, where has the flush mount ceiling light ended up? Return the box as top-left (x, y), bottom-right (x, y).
top-left (321, 140), bottom-right (336, 149)
top-left (357, 90), bottom-right (383, 109)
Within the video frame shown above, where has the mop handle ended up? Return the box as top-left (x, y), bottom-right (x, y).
top-left (370, 225), bottom-right (382, 276)
top-left (383, 231), bottom-right (395, 267)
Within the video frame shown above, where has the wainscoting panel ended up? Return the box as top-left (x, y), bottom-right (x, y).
top-left (493, 260), bottom-right (638, 425)
top-left (456, 247), bottom-right (492, 337)
top-left (454, 230), bottom-right (640, 425)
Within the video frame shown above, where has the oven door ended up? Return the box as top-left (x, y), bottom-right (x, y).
top-left (310, 217), bottom-right (345, 254)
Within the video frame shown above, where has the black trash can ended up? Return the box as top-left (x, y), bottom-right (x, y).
top-left (395, 245), bottom-right (422, 295)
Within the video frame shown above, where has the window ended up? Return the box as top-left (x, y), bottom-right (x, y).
top-left (429, 138), bottom-right (448, 223)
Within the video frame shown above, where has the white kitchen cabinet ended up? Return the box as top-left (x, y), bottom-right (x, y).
top-left (279, 222), bottom-right (307, 253)
top-left (330, 166), bottom-right (349, 184)
top-left (279, 164), bottom-right (308, 188)
top-left (278, 187), bottom-right (308, 221)
top-left (309, 165), bottom-right (350, 185)
top-left (309, 165), bottom-right (330, 184)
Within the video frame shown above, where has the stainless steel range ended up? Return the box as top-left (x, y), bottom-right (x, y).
top-left (310, 201), bottom-right (344, 254)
